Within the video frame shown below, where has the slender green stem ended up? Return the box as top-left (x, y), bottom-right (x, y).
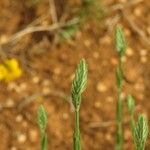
top-left (116, 88), bottom-right (123, 150)
top-left (74, 109), bottom-right (81, 150)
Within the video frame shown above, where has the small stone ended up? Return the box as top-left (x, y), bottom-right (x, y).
top-left (19, 83), bottom-right (27, 91)
top-left (100, 36), bottom-right (111, 44)
top-left (42, 79), bottom-right (51, 86)
top-left (140, 49), bottom-right (147, 56)
top-left (126, 47), bottom-right (134, 56)
top-left (0, 35), bottom-right (8, 44)
top-left (42, 87), bottom-right (51, 95)
top-left (7, 82), bottom-right (17, 91)
top-left (140, 56), bottom-right (147, 63)
top-left (10, 147), bottom-right (17, 150)
top-left (22, 121), bottom-right (28, 128)
top-left (54, 67), bottom-right (61, 75)
top-left (134, 8), bottom-right (142, 17)
top-left (110, 57), bottom-right (118, 65)
top-left (147, 26), bottom-right (150, 35)
top-left (93, 52), bottom-right (99, 59)
top-left (96, 83), bottom-right (107, 92)
top-left (124, 130), bottom-right (131, 140)
top-left (32, 76), bottom-right (40, 84)
top-left (16, 115), bottom-right (23, 123)
top-left (17, 134), bottom-right (27, 143)
top-left (29, 130), bottom-right (38, 142)
top-left (124, 28), bottom-right (131, 36)
top-left (42, 21), bottom-right (48, 26)
top-left (84, 40), bottom-right (91, 47)
top-left (106, 96), bottom-right (113, 102)
top-left (94, 101), bottom-right (101, 108)
top-left (134, 83), bottom-right (145, 91)
top-left (6, 98), bottom-right (15, 107)
top-left (62, 113), bottom-right (69, 120)
top-left (105, 134), bottom-right (112, 142)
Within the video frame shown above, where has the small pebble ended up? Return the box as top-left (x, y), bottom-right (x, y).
top-left (140, 56), bottom-right (147, 63)
top-left (16, 115), bottom-right (23, 123)
top-left (42, 87), bottom-right (51, 95)
top-left (96, 83), bottom-right (107, 92)
top-left (134, 7), bottom-right (142, 17)
top-left (124, 130), bottom-right (131, 140)
top-left (19, 83), bottom-right (27, 91)
top-left (124, 28), bottom-right (131, 36)
top-left (106, 96), bottom-right (113, 103)
top-left (0, 35), bottom-right (8, 44)
top-left (54, 67), bottom-right (61, 75)
top-left (93, 52), bottom-right (99, 59)
top-left (10, 147), bottom-right (17, 150)
top-left (29, 129), bottom-right (38, 142)
top-left (94, 101), bottom-right (101, 108)
top-left (134, 83), bottom-right (145, 91)
top-left (17, 134), bottom-right (27, 143)
top-left (105, 134), bottom-right (112, 142)
top-left (147, 26), bottom-right (150, 35)
top-left (62, 113), bottom-right (69, 120)
top-left (110, 57), bottom-right (117, 65)
top-left (100, 36), bottom-right (111, 44)
top-left (126, 47), bottom-right (134, 56)
top-left (140, 49), bottom-right (147, 56)
top-left (42, 79), bottom-right (51, 86)
top-left (32, 76), bottom-right (40, 84)
top-left (6, 98), bottom-right (15, 107)
top-left (7, 82), bottom-right (17, 91)
top-left (84, 40), bottom-right (91, 47)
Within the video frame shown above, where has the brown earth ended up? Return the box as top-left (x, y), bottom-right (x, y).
top-left (0, 0), bottom-right (150, 150)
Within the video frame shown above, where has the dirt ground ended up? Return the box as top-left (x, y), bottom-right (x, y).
top-left (0, 0), bottom-right (149, 149)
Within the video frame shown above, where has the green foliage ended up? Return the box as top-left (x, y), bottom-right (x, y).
top-left (127, 95), bottom-right (149, 150)
top-left (134, 115), bottom-right (149, 150)
top-left (59, 0), bottom-right (105, 40)
top-left (116, 66), bottom-right (123, 90)
top-left (71, 59), bottom-right (88, 150)
top-left (59, 25), bottom-right (78, 40)
top-left (127, 95), bottom-right (135, 117)
top-left (71, 59), bottom-right (88, 110)
top-left (115, 25), bottom-right (127, 150)
top-left (37, 105), bottom-right (48, 150)
top-left (31, 0), bottom-right (45, 5)
top-left (115, 26), bottom-right (126, 57)
top-left (80, 0), bottom-right (105, 22)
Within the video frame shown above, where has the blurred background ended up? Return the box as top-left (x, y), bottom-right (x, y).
top-left (0, 0), bottom-right (149, 149)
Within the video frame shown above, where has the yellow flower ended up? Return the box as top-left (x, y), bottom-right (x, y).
top-left (0, 58), bottom-right (22, 82)
top-left (0, 64), bottom-right (8, 80)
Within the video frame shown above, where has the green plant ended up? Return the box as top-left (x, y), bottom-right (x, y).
top-left (127, 95), bottom-right (149, 150)
top-left (71, 59), bottom-right (88, 150)
top-left (134, 115), bottom-right (149, 150)
top-left (36, 27), bottom-right (149, 150)
top-left (127, 95), bottom-right (135, 135)
top-left (37, 105), bottom-right (48, 150)
top-left (115, 25), bottom-right (126, 150)
top-left (59, 0), bottom-right (105, 40)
